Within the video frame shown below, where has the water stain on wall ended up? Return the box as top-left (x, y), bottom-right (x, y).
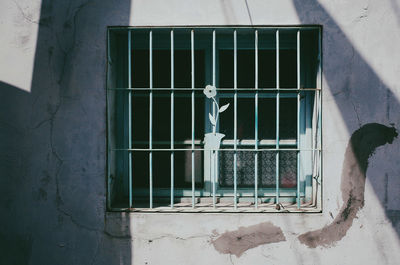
top-left (298, 123), bottom-right (398, 248)
top-left (211, 221), bottom-right (286, 257)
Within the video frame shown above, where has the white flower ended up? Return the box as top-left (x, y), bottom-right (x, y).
top-left (203, 85), bottom-right (216, 98)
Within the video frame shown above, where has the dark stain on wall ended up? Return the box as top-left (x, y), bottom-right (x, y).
top-left (298, 123), bottom-right (398, 248)
top-left (211, 221), bottom-right (286, 257)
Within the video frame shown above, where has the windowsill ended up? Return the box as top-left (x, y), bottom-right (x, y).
top-left (108, 201), bottom-right (321, 213)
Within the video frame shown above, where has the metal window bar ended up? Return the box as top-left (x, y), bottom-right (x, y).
top-left (233, 29), bottom-right (238, 209)
top-left (254, 30), bottom-right (258, 209)
top-left (191, 29), bottom-right (195, 208)
top-left (109, 27), bottom-right (322, 212)
top-left (311, 28), bottom-right (322, 208)
top-left (311, 88), bottom-right (317, 204)
top-left (149, 30), bottom-right (153, 208)
top-left (212, 29), bottom-right (216, 208)
top-left (170, 29), bottom-right (174, 208)
top-left (109, 87), bottom-right (320, 91)
top-left (311, 90), bottom-right (320, 207)
top-left (119, 148), bottom-right (319, 152)
top-left (318, 28), bottom-right (323, 209)
top-left (319, 89), bottom-right (322, 206)
top-left (275, 29), bottom-right (280, 205)
top-left (297, 30), bottom-right (301, 209)
top-left (312, 44), bottom-right (321, 206)
top-left (106, 29), bottom-right (111, 210)
top-left (128, 30), bottom-right (133, 208)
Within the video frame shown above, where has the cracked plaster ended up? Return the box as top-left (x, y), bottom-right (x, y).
top-left (1, 0), bottom-right (400, 264)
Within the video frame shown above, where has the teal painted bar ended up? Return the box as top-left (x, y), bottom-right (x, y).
top-left (191, 29), bottom-right (195, 208)
top-left (107, 27), bottom-right (321, 211)
top-left (128, 30), bottom-right (132, 208)
top-left (233, 29), bottom-right (238, 210)
top-left (170, 29), bottom-right (174, 208)
top-left (275, 29), bottom-right (280, 205)
top-left (297, 30), bottom-right (301, 209)
top-left (254, 29), bottom-right (259, 209)
top-left (149, 30), bottom-right (153, 209)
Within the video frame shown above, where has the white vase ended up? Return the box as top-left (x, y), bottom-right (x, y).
top-left (204, 133), bottom-right (225, 150)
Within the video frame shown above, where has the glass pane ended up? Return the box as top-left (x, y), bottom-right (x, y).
top-left (174, 92), bottom-right (192, 142)
top-left (153, 50), bottom-right (171, 88)
top-left (218, 96), bottom-right (233, 139)
top-left (193, 29), bottom-right (213, 88)
top-left (218, 151), bottom-right (255, 187)
top-left (132, 151), bottom-right (149, 188)
top-left (131, 29), bottom-right (150, 88)
top-left (109, 31), bottom-right (128, 89)
top-left (174, 50), bottom-right (191, 88)
top-left (132, 150), bottom-right (203, 189)
top-left (153, 91), bottom-right (170, 143)
top-left (194, 50), bottom-right (206, 88)
top-left (217, 30), bottom-right (234, 88)
top-left (174, 91), bottom-right (205, 142)
top-left (279, 30), bottom-right (297, 88)
top-left (259, 151), bottom-right (277, 188)
top-left (279, 97), bottom-right (297, 139)
top-left (132, 49), bottom-right (149, 88)
top-left (237, 97), bottom-right (255, 139)
top-left (259, 96), bottom-right (276, 140)
top-left (153, 30), bottom-right (171, 88)
top-left (132, 91), bottom-right (149, 148)
top-left (219, 94), bottom-right (278, 141)
top-left (219, 49), bottom-right (257, 89)
top-left (174, 148), bottom-right (203, 188)
top-left (218, 150), bottom-right (277, 188)
top-left (152, 152), bottom-right (170, 188)
top-left (279, 150), bottom-right (297, 188)
top-left (258, 30), bottom-right (276, 88)
top-left (279, 50), bottom-right (297, 88)
top-left (218, 150), bottom-right (297, 189)
top-left (172, 32), bottom-right (206, 88)
top-left (219, 50), bottom-right (233, 88)
top-left (300, 29), bottom-right (319, 89)
top-left (173, 31), bottom-right (191, 88)
top-left (237, 50), bottom-right (255, 88)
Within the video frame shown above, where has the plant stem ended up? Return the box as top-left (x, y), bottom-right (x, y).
top-left (211, 96), bottom-right (220, 134)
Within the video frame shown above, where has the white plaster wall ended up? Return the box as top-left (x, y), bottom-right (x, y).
top-left (0, 0), bottom-right (400, 264)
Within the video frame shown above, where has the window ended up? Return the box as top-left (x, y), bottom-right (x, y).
top-left (107, 27), bottom-right (322, 212)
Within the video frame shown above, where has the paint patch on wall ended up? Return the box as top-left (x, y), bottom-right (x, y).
top-left (298, 123), bottom-right (398, 248)
top-left (211, 221), bottom-right (286, 257)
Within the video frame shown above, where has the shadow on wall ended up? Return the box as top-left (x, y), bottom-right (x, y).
top-left (0, 0), bottom-right (132, 264)
top-left (1, 0), bottom-right (400, 263)
top-left (211, 0), bottom-right (400, 256)
top-left (292, 0), bottom-right (400, 245)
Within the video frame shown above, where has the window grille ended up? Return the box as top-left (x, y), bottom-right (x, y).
top-left (107, 26), bottom-right (322, 212)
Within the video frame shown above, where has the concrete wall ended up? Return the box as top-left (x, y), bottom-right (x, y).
top-left (1, 0), bottom-right (400, 264)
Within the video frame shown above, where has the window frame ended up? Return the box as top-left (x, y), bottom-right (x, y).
top-left (106, 26), bottom-right (322, 212)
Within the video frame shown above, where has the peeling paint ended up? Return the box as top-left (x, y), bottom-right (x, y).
top-left (298, 123), bottom-right (398, 248)
top-left (211, 222), bottom-right (286, 257)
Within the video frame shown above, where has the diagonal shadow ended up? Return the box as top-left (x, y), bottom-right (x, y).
top-left (292, 0), bottom-right (400, 243)
top-left (0, 0), bottom-right (132, 264)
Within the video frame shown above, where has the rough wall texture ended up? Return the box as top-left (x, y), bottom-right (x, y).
top-left (1, 0), bottom-right (400, 264)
